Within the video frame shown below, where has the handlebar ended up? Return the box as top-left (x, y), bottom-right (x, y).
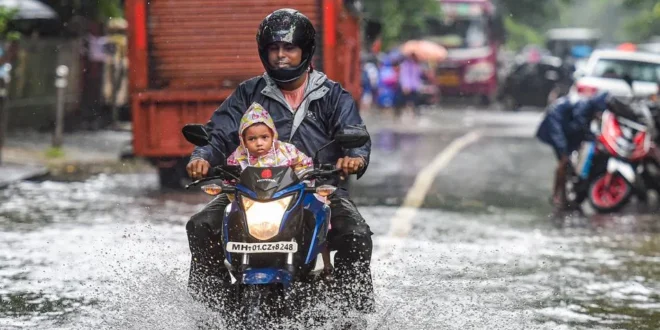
top-left (186, 165), bottom-right (346, 190)
top-left (207, 165), bottom-right (241, 179)
top-left (185, 165), bottom-right (241, 189)
top-left (321, 168), bottom-right (343, 176)
top-left (299, 166), bottom-right (344, 181)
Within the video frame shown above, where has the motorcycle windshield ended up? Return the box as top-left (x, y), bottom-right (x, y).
top-left (239, 166), bottom-right (300, 200)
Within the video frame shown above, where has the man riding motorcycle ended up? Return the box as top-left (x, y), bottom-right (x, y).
top-left (184, 8), bottom-right (375, 312)
top-left (536, 92), bottom-right (610, 210)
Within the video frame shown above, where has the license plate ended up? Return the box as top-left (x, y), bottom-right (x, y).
top-left (226, 242), bottom-right (298, 254)
top-left (438, 73), bottom-right (460, 86)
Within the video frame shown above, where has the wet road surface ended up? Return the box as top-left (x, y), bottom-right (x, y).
top-left (3, 108), bottom-right (660, 329)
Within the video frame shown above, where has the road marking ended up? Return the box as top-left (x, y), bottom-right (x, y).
top-left (387, 130), bottom-right (482, 238)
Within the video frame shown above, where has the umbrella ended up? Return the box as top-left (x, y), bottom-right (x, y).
top-left (400, 40), bottom-right (448, 62)
top-left (0, 0), bottom-right (58, 20)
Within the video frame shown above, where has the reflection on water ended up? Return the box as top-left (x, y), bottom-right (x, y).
top-left (1, 174), bottom-right (660, 329)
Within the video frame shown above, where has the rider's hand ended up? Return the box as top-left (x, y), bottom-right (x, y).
top-left (187, 158), bottom-right (210, 180)
top-left (336, 156), bottom-right (364, 178)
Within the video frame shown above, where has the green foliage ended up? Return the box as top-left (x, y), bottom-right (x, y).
top-left (43, 0), bottom-right (123, 23)
top-left (498, 0), bottom-right (567, 30)
top-left (362, 0), bottom-right (441, 49)
top-left (0, 7), bottom-right (18, 41)
top-left (362, 0), bottom-right (576, 51)
top-left (622, 0), bottom-right (660, 42)
top-left (97, 0), bottom-right (123, 21)
top-left (45, 147), bottom-right (65, 159)
top-left (496, 0), bottom-right (575, 51)
top-left (503, 16), bottom-right (544, 50)
top-left (500, 0), bottom-right (575, 28)
top-left (623, 0), bottom-right (655, 7)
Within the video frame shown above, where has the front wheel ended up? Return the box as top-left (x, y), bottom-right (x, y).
top-left (589, 173), bottom-right (632, 213)
top-left (239, 285), bottom-right (282, 330)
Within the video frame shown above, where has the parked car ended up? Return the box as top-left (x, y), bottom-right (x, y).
top-left (569, 50), bottom-right (660, 102)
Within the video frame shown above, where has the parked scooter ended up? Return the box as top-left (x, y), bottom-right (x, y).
top-left (565, 97), bottom-right (655, 213)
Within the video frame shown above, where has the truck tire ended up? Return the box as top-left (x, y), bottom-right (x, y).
top-left (157, 157), bottom-right (190, 190)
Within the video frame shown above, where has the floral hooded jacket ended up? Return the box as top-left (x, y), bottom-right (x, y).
top-left (227, 102), bottom-right (313, 175)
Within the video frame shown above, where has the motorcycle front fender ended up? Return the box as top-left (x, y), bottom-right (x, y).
top-left (607, 158), bottom-right (636, 184)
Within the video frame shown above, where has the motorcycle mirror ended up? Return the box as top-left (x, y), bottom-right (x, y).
top-left (312, 125), bottom-right (370, 167)
top-left (334, 125), bottom-right (370, 149)
top-left (182, 124), bottom-right (210, 147)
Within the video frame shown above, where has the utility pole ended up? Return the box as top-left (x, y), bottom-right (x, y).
top-left (0, 63), bottom-right (12, 165)
top-left (52, 65), bottom-right (69, 148)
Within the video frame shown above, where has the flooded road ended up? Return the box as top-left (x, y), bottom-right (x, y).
top-left (3, 109), bottom-right (660, 329)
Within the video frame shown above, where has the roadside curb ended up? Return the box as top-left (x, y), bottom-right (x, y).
top-left (0, 163), bottom-right (50, 189)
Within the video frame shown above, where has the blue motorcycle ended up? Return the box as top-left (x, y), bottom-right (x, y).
top-left (182, 124), bottom-right (370, 328)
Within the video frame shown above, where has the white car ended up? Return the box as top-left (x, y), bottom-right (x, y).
top-left (569, 50), bottom-right (660, 102)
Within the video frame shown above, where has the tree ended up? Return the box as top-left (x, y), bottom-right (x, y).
top-left (361, 0), bottom-right (575, 51)
top-left (0, 7), bottom-right (18, 41)
top-left (502, 16), bottom-right (544, 51)
top-left (362, 0), bottom-right (441, 49)
top-left (621, 0), bottom-right (660, 42)
top-left (497, 0), bottom-right (572, 30)
top-left (42, 0), bottom-right (123, 23)
top-left (496, 0), bottom-right (574, 50)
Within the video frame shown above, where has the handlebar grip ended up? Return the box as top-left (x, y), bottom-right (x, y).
top-left (317, 168), bottom-right (343, 177)
top-left (208, 167), bottom-right (222, 177)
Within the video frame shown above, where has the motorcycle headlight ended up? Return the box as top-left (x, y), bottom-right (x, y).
top-left (241, 195), bottom-right (294, 240)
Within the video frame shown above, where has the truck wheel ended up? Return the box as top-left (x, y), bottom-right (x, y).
top-left (157, 157), bottom-right (190, 190)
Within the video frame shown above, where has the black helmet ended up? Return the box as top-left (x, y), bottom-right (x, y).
top-left (256, 9), bottom-right (316, 83)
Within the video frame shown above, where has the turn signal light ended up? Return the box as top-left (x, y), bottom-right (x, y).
top-left (201, 184), bottom-right (223, 196)
top-left (315, 185), bottom-right (337, 197)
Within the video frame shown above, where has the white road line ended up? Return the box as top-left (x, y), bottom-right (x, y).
top-left (387, 130), bottom-right (482, 238)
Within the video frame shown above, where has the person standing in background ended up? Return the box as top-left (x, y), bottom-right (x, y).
top-left (399, 53), bottom-right (423, 118)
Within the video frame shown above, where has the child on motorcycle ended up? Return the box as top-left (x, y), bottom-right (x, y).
top-left (227, 102), bottom-right (333, 276)
top-left (227, 102), bottom-right (313, 174)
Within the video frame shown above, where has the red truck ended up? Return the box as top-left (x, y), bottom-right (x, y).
top-left (125, 0), bottom-right (363, 188)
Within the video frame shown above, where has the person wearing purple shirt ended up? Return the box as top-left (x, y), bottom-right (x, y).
top-left (399, 53), bottom-right (423, 116)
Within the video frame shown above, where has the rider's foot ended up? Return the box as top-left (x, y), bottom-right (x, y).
top-left (551, 194), bottom-right (568, 210)
top-left (321, 266), bottom-right (335, 283)
top-left (355, 294), bottom-right (375, 314)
